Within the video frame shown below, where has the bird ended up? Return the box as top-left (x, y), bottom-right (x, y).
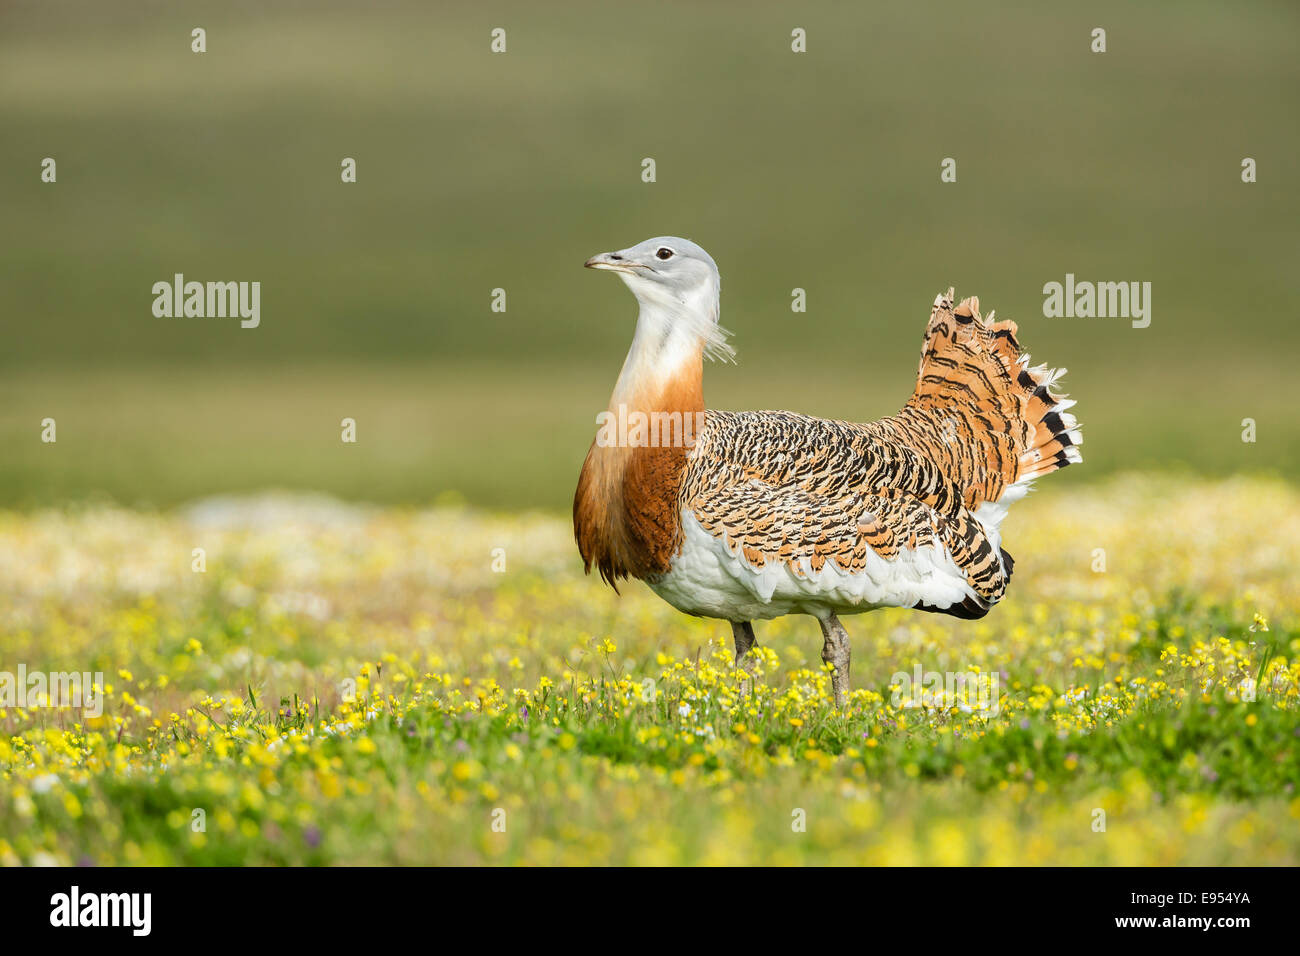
top-left (573, 236), bottom-right (1081, 705)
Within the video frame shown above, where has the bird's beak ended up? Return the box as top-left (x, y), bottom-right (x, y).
top-left (584, 251), bottom-right (645, 275)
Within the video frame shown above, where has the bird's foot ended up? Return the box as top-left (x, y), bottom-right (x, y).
top-left (731, 621), bottom-right (759, 698)
top-left (828, 664), bottom-right (850, 709)
top-left (819, 613), bottom-right (852, 710)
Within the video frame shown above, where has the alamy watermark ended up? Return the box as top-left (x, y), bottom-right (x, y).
top-left (0, 666), bottom-right (103, 717)
top-left (152, 274), bottom-right (260, 328)
top-left (595, 404), bottom-right (706, 451)
top-left (50, 886), bottom-right (151, 936)
top-left (890, 663), bottom-right (1000, 717)
top-left (1042, 274), bottom-right (1150, 328)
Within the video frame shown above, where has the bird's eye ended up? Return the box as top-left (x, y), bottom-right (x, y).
top-left (656, 247), bottom-right (674, 260)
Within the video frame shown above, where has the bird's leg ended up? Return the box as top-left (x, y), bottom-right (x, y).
top-left (731, 621), bottom-right (758, 696)
top-left (818, 613), bottom-right (852, 707)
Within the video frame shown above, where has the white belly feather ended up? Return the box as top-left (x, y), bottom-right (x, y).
top-left (646, 508), bottom-right (981, 623)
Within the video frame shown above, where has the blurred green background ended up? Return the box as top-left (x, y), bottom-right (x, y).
top-left (2, 0), bottom-right (1297, 510)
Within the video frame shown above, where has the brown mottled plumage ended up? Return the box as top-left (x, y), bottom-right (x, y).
top-left (680, 291), bottom-right (1078, 618)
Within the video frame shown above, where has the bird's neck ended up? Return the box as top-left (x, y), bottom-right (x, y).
top-left (608, 301), bottom-right (708, 413)
top-left (573, 303), bottom-right (709, 584)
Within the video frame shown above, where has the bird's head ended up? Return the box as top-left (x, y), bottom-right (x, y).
top-left (585, 236), bottom-right (733, 362)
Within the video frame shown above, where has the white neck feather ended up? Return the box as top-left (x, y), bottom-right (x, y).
top-left (609, 276), bottom-right (733, 406)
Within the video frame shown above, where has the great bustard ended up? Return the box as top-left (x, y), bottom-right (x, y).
top-left (573, 237), bottom-right (1081, 705)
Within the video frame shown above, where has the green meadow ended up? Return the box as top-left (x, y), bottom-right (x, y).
top-left (1, 477), bottom-right (1297, 865)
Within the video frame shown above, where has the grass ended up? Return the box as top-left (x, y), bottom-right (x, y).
top-left (1, 473), bottom-right (1297, 865)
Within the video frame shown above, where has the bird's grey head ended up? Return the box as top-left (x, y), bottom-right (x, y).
top-left (584, 236), bottom-right (733, 362)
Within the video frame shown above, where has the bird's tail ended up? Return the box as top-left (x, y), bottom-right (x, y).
top-left (897, 289), bottom-right (1082, 513)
